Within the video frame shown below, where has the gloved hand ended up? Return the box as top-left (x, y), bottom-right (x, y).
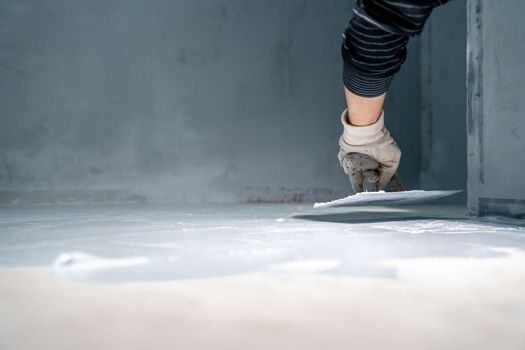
top-left (337, 109), bottom-right (402, 193)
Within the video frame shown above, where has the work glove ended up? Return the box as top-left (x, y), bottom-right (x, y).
top-left (337, 109), bottom-right (402, 193)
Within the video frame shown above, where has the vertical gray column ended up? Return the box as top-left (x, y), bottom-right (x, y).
top-left (467, 0), bottom-right (525, 217)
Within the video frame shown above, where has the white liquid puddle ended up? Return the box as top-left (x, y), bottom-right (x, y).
top-left (0, 204), bottom-right (523, 284)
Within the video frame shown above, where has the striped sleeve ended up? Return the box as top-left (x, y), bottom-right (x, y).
top-left (342, 0), bottom-right (449, 97)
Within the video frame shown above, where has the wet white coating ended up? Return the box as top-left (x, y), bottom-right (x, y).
top-left (1, 204), bottom-right (523, 284)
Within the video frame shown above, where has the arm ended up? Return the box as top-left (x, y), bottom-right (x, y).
top-left (338, 0), bottom-right (441, 192)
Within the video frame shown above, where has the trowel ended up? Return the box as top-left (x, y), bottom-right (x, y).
top-left (314, 171), bottom-right (462, 209)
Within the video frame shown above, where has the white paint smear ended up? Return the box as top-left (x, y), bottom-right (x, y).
top-left (53, 252), bottom-right (149, 272)
top-left (314, 190), bottom-right (462, 208)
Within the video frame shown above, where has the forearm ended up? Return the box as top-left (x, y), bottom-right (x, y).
top-left (344, 88), bottom-right (385, 126)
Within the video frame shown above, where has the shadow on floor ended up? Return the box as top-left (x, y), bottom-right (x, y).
top-left (291, 207), bottom-right (464, 224)
top-left (291, 206), bottom-right (525, 229)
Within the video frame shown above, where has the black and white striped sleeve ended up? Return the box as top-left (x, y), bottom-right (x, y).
top-left (342, 0), bottom-right (450, 97)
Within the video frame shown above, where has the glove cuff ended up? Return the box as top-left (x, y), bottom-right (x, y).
top-left (340, 109), bottom-right (386, 146)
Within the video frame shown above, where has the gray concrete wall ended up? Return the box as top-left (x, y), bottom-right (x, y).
top-left (467, 0), bottom-right (525, 216)
top-left (420, 1), bottom-right (467, 197)
top-left (0, 0), bottom-right (425, 204)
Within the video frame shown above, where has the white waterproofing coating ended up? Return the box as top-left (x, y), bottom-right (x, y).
top-left (314, 190), bottom-right (463, 208)
top-left (0, 204), bottom-right (524, 284)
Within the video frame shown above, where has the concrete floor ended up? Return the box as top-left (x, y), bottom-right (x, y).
top-left (1, 204), bottom-right (525, 349)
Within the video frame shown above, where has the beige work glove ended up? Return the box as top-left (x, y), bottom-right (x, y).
top-left (337, 109), bottom-right (402, 193)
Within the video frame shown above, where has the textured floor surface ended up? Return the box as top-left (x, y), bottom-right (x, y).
top-left (1, 204), bottom-right (525, 349)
